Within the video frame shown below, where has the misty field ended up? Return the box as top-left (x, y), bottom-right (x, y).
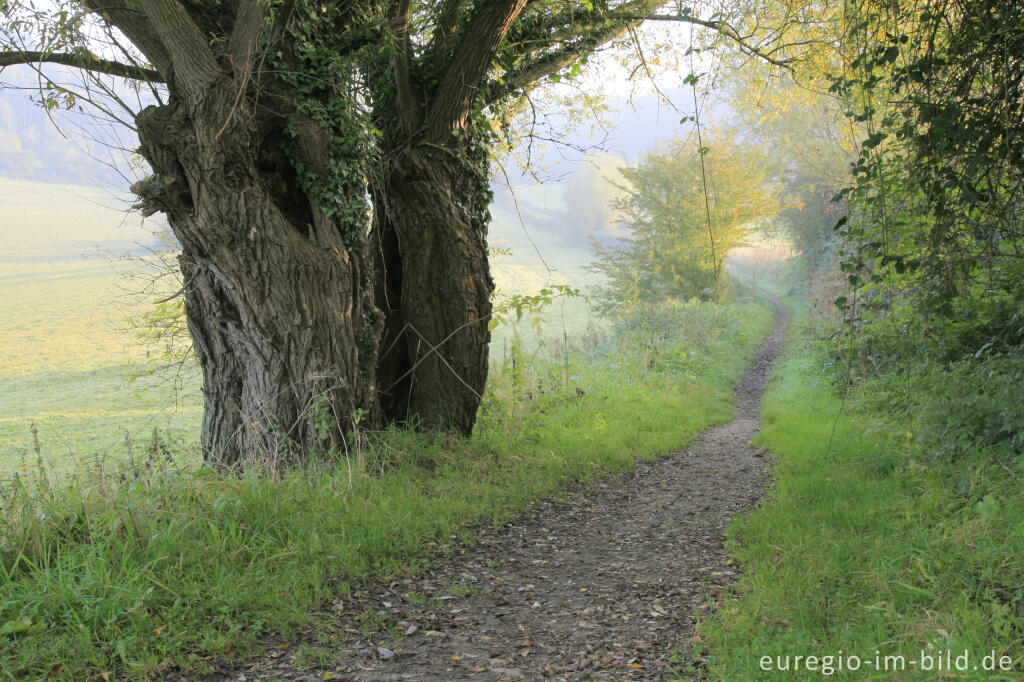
top-left (0, 178), bottom-right (601, 478)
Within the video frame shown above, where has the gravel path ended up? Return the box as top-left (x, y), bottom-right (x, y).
top-left (215, 295), bottom-right (788, 682)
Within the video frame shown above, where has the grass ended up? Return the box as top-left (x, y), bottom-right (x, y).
top-left (0, 282), bottom-right (774, 678)
top-left (693, 296), bottom-right (1024, 680)
top-left (0, 178), bottom-right (780, 678)
top-left (0, 178), bottom-right (599, 477)
top-left (0, 178), bottom-right (202, 478)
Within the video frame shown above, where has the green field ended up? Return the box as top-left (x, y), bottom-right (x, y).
top-left (0, 178), bottom-right (779, 678)
top-left (0, 179), bottom-right (201, 477)
top-left (0, 178), bottom-right (602, 477)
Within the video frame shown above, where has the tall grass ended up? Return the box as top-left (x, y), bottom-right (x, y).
top-left (0, 297), bottom-right (773, 679)
top-left (695, 298), bottom-right (1024, 680)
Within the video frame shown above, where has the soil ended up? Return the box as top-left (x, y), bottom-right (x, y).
top-left (211, 296), bottom-right (788, 682)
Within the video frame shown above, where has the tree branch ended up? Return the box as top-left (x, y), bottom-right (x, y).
top-left (488, 6), bottom-right (796, 106)
top-left (0, 50), bottom-right (162, 81)
top-left (429, 0), bottom-right (467, 71)
top-left (426, 0), bottom-right (528, 138)
top-left (609, 13), bottom-right (798, 68)
top-left (388, 0), bottom-right (420, 135)
top-left (79, 0), bottom-right (172, 77)
top-left (486, 21), bottom-right (629, 105)
top-left (487, 0), bottom-right (661, 104)
top-left (140, 0), bottom-right (221, 105)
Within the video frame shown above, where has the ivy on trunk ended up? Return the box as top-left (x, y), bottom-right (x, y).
top-left (85, 0), bottom-right (383, 467)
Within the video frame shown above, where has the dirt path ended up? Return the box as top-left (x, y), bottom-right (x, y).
top-left (216, 296), bottom-right (788, 682)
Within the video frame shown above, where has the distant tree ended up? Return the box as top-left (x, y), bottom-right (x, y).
top-left (732, 76), bottom-right (857, 262)
top-left (563, 154), bottom-right (629, 245)
top-left (590, 131), bottom-right (777, 309)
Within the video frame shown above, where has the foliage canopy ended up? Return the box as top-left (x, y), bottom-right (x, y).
top-left (591, 131), bottom-right (777, 310)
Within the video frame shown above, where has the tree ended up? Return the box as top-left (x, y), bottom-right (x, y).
top-left (2, 1), bottom-right (388, 468)
top-left (563, 155), bottom-right (629, 245)
top-left (729, 74), bottom-right (857, 262)
top-left (591, 131), bottom-right (777, 308)
top-left (832, 0), bottom-right (1024, 367)
top-left (1, 0), bottom-right (806, 466)
top-left (364, 0), bottom-right (809, 433)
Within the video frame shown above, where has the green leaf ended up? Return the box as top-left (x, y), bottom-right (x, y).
top-left (0, 617), bottom-right (43, 636)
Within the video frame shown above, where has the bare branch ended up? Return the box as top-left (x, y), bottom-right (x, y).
top-left (0, 50), bottom-right (162, 81)
top-left (609, 12), bottom-right (798, 68)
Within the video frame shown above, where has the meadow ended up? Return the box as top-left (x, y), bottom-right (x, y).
top-left (0, 179), bottom-right (203, 478)
top-left (0, 177), bottom-right (778, 677)
top-left (0, 178), bottom-right (601, 479)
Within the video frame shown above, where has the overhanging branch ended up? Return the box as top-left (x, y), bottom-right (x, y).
top-left (486, 20), bottom-right (631, 105)
top-left (0, 50), bottom-right (162, 81)
top-left (427, 0), bottom-right (528, 136)
top-left (609, 13), bottom-right (798, 68)
top-left (490, 7), bottom-right (797, 105)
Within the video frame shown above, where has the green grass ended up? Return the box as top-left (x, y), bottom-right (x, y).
top-left (0, 178), bottom-right (202, 477)
top-left (694, 298), bottom-right (1024, 680)
top-left (0, 178), bottom-right (779, 678)
top-left (0, 297), bottom-right (774, 679)
top-left (0, 178), bottom-right (599, 477)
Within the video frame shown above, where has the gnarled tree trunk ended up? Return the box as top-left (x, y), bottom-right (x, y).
top-left (373, 136), bottom-right (494, 434)
top-left (135, 83), bottom-right (380, 468)
top-left (367, 0), bottom-right (531, 435)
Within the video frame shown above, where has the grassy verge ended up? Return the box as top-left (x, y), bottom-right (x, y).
top-left (0, 298), bottom-right (773, 679)
top-left (696, 299), bottom-right (1024, 680)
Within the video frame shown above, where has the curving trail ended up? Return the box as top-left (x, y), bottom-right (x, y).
top-left (217, 296), bottom-right (788, 681)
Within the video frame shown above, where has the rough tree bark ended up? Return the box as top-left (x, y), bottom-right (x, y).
top-left (373, 133), bottom-right (494, 433)
top-left (107, 1), bottom-right (382, 467)
top-left (370, 0), bottom-right (526, 434)
top-left (369, 0), bottom-right (675, 434)
top-left (135, 97), bottom-right (380, 467)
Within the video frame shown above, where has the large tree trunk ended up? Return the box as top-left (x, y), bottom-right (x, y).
top-left (374, 137), bottom-right (494, 434)
top-left (366, 0), bottom-right (531, 435)
top-left (134, 87), bottom-right (380, 468)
